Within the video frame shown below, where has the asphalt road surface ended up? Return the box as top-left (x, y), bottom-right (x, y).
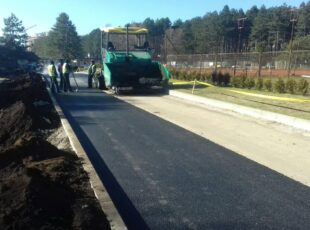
top-left (55, 73), bottom-right (310, 230)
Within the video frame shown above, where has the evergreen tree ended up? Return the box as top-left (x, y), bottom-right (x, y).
top-left (250, 5), bottom-right (271, 51)
top-left (204, 12), bottom-right (222, 53)
top-left (48, 13), bottom-right (82, 59)
top-left (1, 13), bottom-right (27, 50)
top-left (172, 19), bottom-right (183, 28)
top-left (31, 34), bottom-right (50, 59)
top-left (181, 20), bottom-right (196, 53)
top-left (219, 5), bottom-right (237, 52)
top-left (143, 18), bottom-right (156, 36)
top-left (81, 28), bottom-right (101, 59)
top-left (297, 2), bottom-right (310, 36)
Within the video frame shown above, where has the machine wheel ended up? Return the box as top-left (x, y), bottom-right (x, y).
top-left (98, 76), bottom-right (106, 89)
top-left (112, 86), bottom-right (120, 95)
top-left (161, 80), bottom-right (169, 94)
top-left (115, 87), bottom-right (120, 95)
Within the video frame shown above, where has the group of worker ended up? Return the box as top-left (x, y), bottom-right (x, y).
top-left (47, 59), bottom-right (97, 93)
top-left (47, 59), bottom-right (73, 93)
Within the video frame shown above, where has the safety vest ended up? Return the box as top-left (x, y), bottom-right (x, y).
top-left (48, 64), bottom-right (57, 77)
top-left (62, 63), bottom-right (70, 74)
top-left (88, 64), bottom-right (96, 75)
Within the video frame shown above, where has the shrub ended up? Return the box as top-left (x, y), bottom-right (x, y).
top-left (211, 71), bottom-right (218, 84)
top-left (170, 69), bottom-right (176, 79)
top-left (240, 75), bottom-right (247, 88)
top-left (195, 73), bottom-right (201, 81)
top-left (245, 77), bottom-right (255, 89)
top-left (298, 79), bottom-right (309, 96)
top-left (285, 78), bottom-right (297, 94)
top-left (169, 68), bottom-right (175, 78)
top-left (179, 71), bottom-right (186, 80)
top-left (223, 73), bottom-right (231, 86)
top-left (231, 77), bottom-right (241, 88)
top-left (205, 74), bottom-right (212, 83)
top-left (191, 70), bottom-right (198, 80)
top-left (184, 72), bottom-right (189, 81)
top-left (218, 71), bottom-right (224, 85)
top-left (175, 70), bottom-right (180, 80)
top-left (255, 78), bottom-right (264, 90)
top-left (200, 74), bottom-right (206, 82)
top-left (264, 79), bottom-right (273, 92)
top-left (274, 78), bottom-right (286, 93)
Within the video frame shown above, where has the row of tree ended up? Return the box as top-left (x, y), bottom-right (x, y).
top-left (2, 2), bottom-right (310, 60)
top-left (82, 1), bottom-right (310, 57)
top-left (0, 12), bottom-right (82, 60)
top-left (156, 2), bottom-right (310, 55)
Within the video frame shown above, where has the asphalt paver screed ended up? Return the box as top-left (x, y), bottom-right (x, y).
top-left (0, 72), bottom-right (110, 230)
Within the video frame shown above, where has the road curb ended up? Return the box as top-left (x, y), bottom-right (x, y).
top-left (46, 84), bottom-right (127, 230)
top-left (169, 90), bottom-right (310, 133)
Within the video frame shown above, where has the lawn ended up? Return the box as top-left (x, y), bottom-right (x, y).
top-left (170, 79), bottom-right (310, 120)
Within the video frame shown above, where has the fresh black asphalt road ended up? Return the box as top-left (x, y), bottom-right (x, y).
top-left (56, 74), bottom-right (310, 230)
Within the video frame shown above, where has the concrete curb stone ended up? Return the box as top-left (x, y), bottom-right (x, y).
top-left (44, 76), bottom-right (127, 230)
top-left (169, 90), bottom-right (310, 133)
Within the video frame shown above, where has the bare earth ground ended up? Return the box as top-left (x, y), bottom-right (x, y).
top-left (0, 72), bottom-right (110, 229)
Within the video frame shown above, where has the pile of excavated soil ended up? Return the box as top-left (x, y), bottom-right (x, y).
top-left (0, 72), bottom-right (110, 229)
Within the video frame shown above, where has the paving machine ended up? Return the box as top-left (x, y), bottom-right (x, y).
top-left (101, 26), bottom-right (169, 94)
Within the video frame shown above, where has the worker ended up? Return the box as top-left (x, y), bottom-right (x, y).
top-left (62, 59), bottom-right (73, 92)
top-left (47, 60), bottom-right (60, 93)
top-left (107, 41), bottom-right (115, 51)
top-left (57, 59), bottom-right (64, 90)
top-left (88, 60), bottom-right (96, 88)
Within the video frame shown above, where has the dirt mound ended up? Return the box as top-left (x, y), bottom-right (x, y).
top-left (0, 73), bottom-right (59, 151)
top-left (0, 47), bottom-right (38, 75)
top-left (0, 73), bottom-right (110, 229)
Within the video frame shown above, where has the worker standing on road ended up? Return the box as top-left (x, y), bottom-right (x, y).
top-left (57, 59), bottom-right (65, 91)
top-left (48, 60), bottom-right (60, 93)
top-left (62, 59), bottom-right (73, 92)
top-left (88, 60), bottom-right (96, 88)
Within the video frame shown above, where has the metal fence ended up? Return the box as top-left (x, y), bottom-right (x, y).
top-left (167, 50), bottom-right (310, 77)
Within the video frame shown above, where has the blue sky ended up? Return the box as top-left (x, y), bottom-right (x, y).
top-left (0, 0), bottom-right (304, 36)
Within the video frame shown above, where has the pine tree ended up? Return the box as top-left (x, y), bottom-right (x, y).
top-left (32, 34), bottom-right (50, 59)
top-left (48, 12), bottom-right (82, 59)
top-left (81, 28), bottom-right (101, 59)
top-left (1, 13), bottom-right (28, 50)
top-left (297, 2), bottom-right (310, 36)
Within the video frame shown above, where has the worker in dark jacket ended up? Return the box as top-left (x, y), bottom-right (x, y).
top-left (47, 60), bottom-right (60, 93)
top-left (57, 59), bottom-right (64, 90)
top-left (88, 60), bottom-right (96, 88)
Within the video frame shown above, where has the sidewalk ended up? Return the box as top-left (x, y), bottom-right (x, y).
top-left (169, 90), bottom-right (310, 133)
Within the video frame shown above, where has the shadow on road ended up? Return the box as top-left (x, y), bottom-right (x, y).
top-left (58, 98), bottom-right (150, 230)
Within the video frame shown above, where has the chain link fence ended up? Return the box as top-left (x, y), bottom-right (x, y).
top-left (167, 50), bottom-right (310, 77)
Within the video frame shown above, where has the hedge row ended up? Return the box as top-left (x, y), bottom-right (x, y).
top-left (229, 76), bottom-right (308, 95)
top-left (169, 68), bottom-right (309, 95)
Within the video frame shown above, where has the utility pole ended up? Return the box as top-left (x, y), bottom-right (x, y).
top-left (237, 18), bottom-right (246, 53)
top-left (269, 31), bottom-right (279, 55)
top-left (234, 17), bottom-right (246, 76)
top-left (288, 8), bottom-right (298, 76)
